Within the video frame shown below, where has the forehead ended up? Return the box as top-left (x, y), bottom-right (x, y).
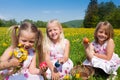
top-left (20, 30), bottom-right (36, 39)
top-left (47, 24), bottom-right (60, 30)
top-left (98, 26), bottom-right (108, 31)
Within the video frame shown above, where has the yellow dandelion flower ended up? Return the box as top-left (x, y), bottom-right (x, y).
top-left (9, 51), bottom-right (13, 56)
top-left (75, 73), bottom-right (80, 79)
top-left (64, 74), bottom-right (70, 80)
top-left (2, 42), bottom-right (8, 47)
top-left (18, 43), bottom-right (22, 47)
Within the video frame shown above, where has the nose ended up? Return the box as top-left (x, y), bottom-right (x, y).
top-left (51, 30), bottom-right (56, 35)
top-left (24, 42), bottom-right (30, 49)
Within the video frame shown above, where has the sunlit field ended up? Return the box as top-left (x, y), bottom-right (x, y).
top-left (0, 27), bottom-right (120, 80)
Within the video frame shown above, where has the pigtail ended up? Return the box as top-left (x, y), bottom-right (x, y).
top-left (36, 29), bottom-right (44, 63)
top-left (8, 25), bottom-right (19, 48)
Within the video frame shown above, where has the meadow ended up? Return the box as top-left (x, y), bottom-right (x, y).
top-left (0, 27), bottom-right (120, 80)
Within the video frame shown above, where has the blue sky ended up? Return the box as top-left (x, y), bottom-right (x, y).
top-left (0, 0), bottom-right (119, 22)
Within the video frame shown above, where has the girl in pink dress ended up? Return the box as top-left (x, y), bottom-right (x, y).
top-left (83, 21), bottom-right (120, 79)
top-left (43, 19), bottom-right (73, 80)
top-left (0, 22), bottom-right (46, 80)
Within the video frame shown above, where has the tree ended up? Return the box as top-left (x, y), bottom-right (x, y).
top-left (98, 1), bottom-right (116, 21)
top-left (106, 6), bottom-right (120, 28)
top-left (83, 0), bottom-right (99, 28)
top-left (5, 19), bottom-right (17, 27)
top-left (35, 20), bottom-right (47, 28)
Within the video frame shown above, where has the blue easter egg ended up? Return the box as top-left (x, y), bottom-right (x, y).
top-left (55, 61), bottom-right (60, 67)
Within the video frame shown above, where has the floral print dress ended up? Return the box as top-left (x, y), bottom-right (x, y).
top-left (0, 49), bottom-right (44, 80)
top-left (46, 39), bottom-right (73, 79)
top-left (83, 41), bottom-right (120, 75)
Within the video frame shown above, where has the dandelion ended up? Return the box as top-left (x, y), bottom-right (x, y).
top-left (2, 42), bottom-right (8, 47)
top-left (13, 44), bottom-right (28, 62)
top-left (75, 73), bottom-right (80, 79)
top-left (9, 51), bottom-right (13, 56)
top-left (8, 43), bottom-right (28, 75)
top-left (64, 74), bottom-right (70, 80)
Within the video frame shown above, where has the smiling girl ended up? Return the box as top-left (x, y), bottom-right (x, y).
top-left (0, 22), bottom-right (46, 80)
top-left (43, 19), bottom-right (73, 80)
top-left (83, 21), bottom-right (120, 79)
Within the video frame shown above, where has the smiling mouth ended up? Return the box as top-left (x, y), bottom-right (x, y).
top-left (24, 46), bottom-right (30, 50)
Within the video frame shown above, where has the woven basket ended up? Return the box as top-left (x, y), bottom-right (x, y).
top-left (70, 65), bottom-right (95, 80)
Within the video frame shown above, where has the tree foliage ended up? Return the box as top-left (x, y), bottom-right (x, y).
top-left (83, 0), bottom-right (99, 28)
top-left (98, 1), bottom-right (116, 21)
top-left (106, 6), bottom-right (120, 28)
top-left (0, 19), bottom-right (68, 28)
top-left (84, 0), bottom-right (120, 28)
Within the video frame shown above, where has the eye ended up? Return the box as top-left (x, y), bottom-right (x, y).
top-left (22, 40), bottom-right (27, 42)
top-left (29, 41), bottom-right (35, 44)
top-left (105, 32), bottom-right (108, 35)
top-left (54, 28), bottom-right (58, 31)
top-left (48, 29), bottom-right (52, 32)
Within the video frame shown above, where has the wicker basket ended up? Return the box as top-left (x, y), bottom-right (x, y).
top-left (70, 65), bottom-right (95, 80)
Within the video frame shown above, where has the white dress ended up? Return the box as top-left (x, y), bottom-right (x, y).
top-left (0, 49), bottom-right (44, 80)
top-left (83, 41), bottom-right (120, 75)
top-left (46, 39), bottom-right (73, 79)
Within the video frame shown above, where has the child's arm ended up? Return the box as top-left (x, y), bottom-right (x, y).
top-left (0, 46), bottom-right (13, 61)
top-left (0, 46), bottom-right (20, 70)
top-left (0, 58), bottom-right (20, 70)
top-left (45, 51), bottom-right (60, 79)
top-left (94, 38), bottom-right (114, 60)
top-left (59, 39), bottom-right (70, 63)
top-left (29, 53), bottom-right (41, 74)
top-left (45, 51), bottom-right (55, 72)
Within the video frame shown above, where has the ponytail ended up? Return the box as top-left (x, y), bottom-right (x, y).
top-left (8, 25), bottom-right (19, 48)
top-left (36, 29), bottom-right (44, 63)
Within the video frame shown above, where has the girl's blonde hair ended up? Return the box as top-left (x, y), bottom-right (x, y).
top-left (9, 21), bottom-right (43, 63)
top-left (94, 21), bottom-right (114, 43)
top-left (43, 19), bottom-right (65, 53)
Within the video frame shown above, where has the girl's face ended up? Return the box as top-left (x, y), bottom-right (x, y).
top-left (19, 30), bottom-right (36, 50)
top-left (47, 24), bottom-right (61, 43)
top-left (96, 27), bottom-right (108, 44)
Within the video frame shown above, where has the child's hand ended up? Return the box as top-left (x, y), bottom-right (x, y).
top-left (10, 58), bottom-right (21, 67)
top-left (39, 62), bottom-right (48, 72)
top-left (51, 70), bottom-right (60, 80)
top-left (58, 58), bottom-right (64, 64)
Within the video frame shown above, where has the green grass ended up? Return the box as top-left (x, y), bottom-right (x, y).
top-left (0, 27), bottom-right (120, 80)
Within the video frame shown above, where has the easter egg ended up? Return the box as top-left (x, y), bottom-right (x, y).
top-left (83, 37), bottom-right (89, 44)
top-left (39, 62), bottom-right (47, 68)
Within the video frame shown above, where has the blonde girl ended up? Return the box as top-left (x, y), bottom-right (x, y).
top-left (0, 22), bottom-right (46, 80)
top-left (43, 19), bottom-right (73, 80)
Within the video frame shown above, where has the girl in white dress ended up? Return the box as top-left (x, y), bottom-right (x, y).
top-left (0, 22), bottom-right (46, 80)
top-left (43, 19), bottom-right (73, 80)
top-left (83, 21), bottom-right (120, 79)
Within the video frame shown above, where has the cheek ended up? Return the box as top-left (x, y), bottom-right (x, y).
top-left (30, 43), bottom-right (34, 47)
top-left (18, 40), bottom-right (23, 44)
top-left (48, 32), bottom-right (52, 37)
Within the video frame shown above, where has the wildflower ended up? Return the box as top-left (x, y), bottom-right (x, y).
top-left (2, 42), bottom-right (8, 47)
top-left (13, 44), bottom-right (28, 62)
top-left (8, 43), bottom-right (28, 74)
top-left (75, 73), bottom-right (80, 78)
top-left (64, 74), bottom-right (70, 80)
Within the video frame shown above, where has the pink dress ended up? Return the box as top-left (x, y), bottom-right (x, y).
top-left (83, 41), bottom-right (120, 75)
top-left (0, 49), bottom-right (44, 80)
top-left (46, 39), bottom-right (73, 79)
